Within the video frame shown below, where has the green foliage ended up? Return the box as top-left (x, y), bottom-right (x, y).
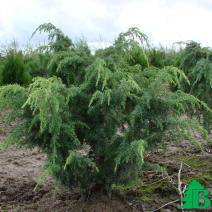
top-left (124, 46), bottom-right (149, 69)
top-left (0, 24), bottom-right (211, 196)
top-left (115, 27), bottom-right (149, 49)
top-left (32, 23), bottom-right (93, 86)
top-left (25, 52), bottom-right (50, 78)
top-left (47, 40), bottom-right (93, 86)
top-left (95, 27), bottom-right (150, 72)
top-left (178, 41), bottom-right (212, 131)
top-left (0, 50), bottom-right (31, 86)
top-left (31, 23), bottom-right (73, 53)
top-left (115, 27), bottom-right (150, 69)
top-left (147, 48), bottom-right (166, 68)
top-left (0, 60), bottom-right (3, 84)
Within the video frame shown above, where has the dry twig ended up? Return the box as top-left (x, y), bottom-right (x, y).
top-left (152, 199), bottom-right (180, 212)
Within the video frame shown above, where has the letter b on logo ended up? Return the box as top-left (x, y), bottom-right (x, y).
top-left (192, 189), bottom-right (211, 209)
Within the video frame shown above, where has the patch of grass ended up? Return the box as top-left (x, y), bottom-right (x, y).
top-left (139, 180), bottom-right (176, 195)
top-left (112, 180), bottom-right (144, 191)
top-left (113, 179), bottom-right (177, 203)
top-left (139, 195), bottom-right (154, 202)
top-left (180, 156), bottom-right (210, 168)
top-left (181, 156), bottom-right (212, 187)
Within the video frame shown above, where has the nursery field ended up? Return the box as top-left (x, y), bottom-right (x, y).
top-left (0, 24), bottom-right (212, 211)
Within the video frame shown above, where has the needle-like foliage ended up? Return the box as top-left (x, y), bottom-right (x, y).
top-left (177, 41), bottom-right (212, 131)
top-left (31, 23), bottom-right (73, 53)
top-left (0, 25), bottom-right (211, 196)
top-left (1, 50), bottom-right (31, 86)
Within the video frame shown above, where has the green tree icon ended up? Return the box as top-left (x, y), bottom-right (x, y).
top-left (179, 180), bottom-right (211, 209)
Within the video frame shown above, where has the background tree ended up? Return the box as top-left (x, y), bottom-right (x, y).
top-left (177, 41), bottom-right (212, 131)
top-left (1, 49), bottom-right (31, 86)
top-left (25, 52), bottom-right (50, 78)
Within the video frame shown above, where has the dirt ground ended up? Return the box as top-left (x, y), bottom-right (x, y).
top-left (0, 118), bottom-right (211, 212)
